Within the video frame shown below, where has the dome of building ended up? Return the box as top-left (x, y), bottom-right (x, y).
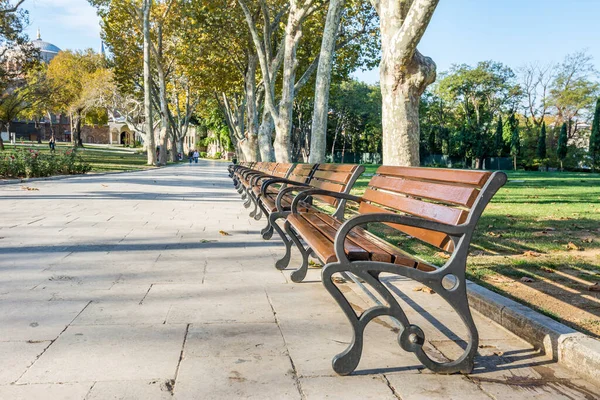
top-left (31, 29), bottom-right (61, 63)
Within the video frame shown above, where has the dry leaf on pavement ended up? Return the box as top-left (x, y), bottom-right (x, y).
top-left (219, 230), bottom-right (231, 236)
top-left (413, 286), bottom-right (435, 294)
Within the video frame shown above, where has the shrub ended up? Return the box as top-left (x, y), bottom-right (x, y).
top-left (200, 151), bottom-right (207, 158)
top-left (214, 151), bottom-right (222, 159)
top-left (0, 147), bottom-right (91, 179)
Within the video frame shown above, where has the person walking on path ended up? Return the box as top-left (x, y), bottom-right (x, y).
top-left (193, 150), bottom-right (199, 163)
top-left (188, 149), bottom-right (194, 164)
top-left (49, 136), bottom-right (56, 153)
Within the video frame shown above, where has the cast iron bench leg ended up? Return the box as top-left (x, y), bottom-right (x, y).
top-left (285, 221), bottom-right (314, 283)
top-left (322, 260), bottom-right (478, 376)
top-left (269, 212), bottom-right (293, 270)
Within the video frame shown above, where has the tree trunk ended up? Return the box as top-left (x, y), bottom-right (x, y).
top-left (513, 155), bottom-right (517, 171)
top-left (258, 110), bottom-right (275, 162)
top-left (245, 56), bottom-right (259, 161)
top-left (377, 0), bottom-right (438, 166)
top-left (309, 0), bottom-right (345, 163)
top-left (0, 135), bottom-right (4, 151)
top-left (274, 9), bottom-right (302, 163)
top-left (170, 134), bottom-right (178, 162)
top-left (143, 0), bottom-right (156, 165)
top-left (73, 112), bottom-right (83, 147)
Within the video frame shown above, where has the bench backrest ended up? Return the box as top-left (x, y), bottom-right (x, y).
top-left (287, 163), bottom-right (317, 184)
top-left (271, 163), bottom-right (295, 179)
top-left (359, 166), bottom-right (506, 252)
top-left (308, 164), bottom-right (365, 212)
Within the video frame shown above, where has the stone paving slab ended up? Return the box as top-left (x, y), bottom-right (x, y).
top-left (1, 161), bottom-right (599, 399)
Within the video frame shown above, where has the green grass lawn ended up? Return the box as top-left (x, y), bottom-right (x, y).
top-left (1, 142), bottom-right (158, 173)
top-left (349, 166), bottom-right (600, 336)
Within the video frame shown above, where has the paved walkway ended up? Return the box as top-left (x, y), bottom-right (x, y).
top-left (0, 161), bottom-right (598, 399)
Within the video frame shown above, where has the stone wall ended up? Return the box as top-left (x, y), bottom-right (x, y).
top-left (80, 126), bottom-right (110, 144)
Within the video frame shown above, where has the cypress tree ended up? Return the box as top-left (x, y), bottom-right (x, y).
top-left (590, 98), bottom-right (600, 172)
top-left (557, 123), bottom-right (568, 171)
top-left (537, 121), bottom-right (547, 160)
top-left (494, 116), bottom-right (503, 157)
top-left (510, 125), bottom-right (520, 170)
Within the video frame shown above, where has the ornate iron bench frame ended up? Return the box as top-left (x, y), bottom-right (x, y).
top-left (284, 169), bottom-right (507, 375)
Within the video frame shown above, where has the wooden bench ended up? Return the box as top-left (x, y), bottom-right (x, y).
top-left (284, 166), bottom-right (507, 375)
top-left (261, 163), bottom-right (364, 271)
top-left (243, 163), bottom-right (296, 220)
top-left (234, 162), bottom-right (277, 199)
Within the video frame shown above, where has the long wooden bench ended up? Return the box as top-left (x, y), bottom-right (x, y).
top-left (284, 166), bottom-right (507, 375)
top-left (243, 163), bottom-right (296, 220)
top-left (261, 163), bottom-right (364, 271)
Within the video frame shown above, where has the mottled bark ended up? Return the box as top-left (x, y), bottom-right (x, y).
top-left (143, 0), bottom-right (156, 165)
top-left (238, 0), bottom-right (320, 163)
top-left (309, 0), bottom-right (345, 163)
top-left (258, 110), bottom-right (275, 161)
top-left (377, 0), bottom-right (438, 166)
top-left (245, 55), bottom-right (259, 161)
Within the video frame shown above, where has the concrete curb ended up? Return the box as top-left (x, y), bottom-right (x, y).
top-left (467, 282), bottom-right (600, 385)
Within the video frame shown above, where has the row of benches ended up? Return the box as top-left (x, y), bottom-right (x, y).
top-left (228, 161), bottom-right (507, 375)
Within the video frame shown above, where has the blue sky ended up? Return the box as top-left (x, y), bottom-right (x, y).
top-left (23, 0), bottom-right (102, 53)
top-left (355, 0), bottom-right (600, 83)
top-left (21, 0), bottom-right (600, 83)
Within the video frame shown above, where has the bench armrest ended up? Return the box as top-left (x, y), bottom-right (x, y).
top-left (249, 172), bottom-right (273, 187)
top-left (334, 213), bottom-right (469, 264)
top-left (275, 184), bottom-right (312, 212)
top-left (261, 177), bottom-right (307, 197)
top-left (291, 189), bottom-right (362, 215)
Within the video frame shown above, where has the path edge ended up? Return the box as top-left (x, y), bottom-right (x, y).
top-left (467, 281), bottom-right (600, 385)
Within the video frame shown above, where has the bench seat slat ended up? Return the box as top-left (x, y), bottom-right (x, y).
top-left (287, 214), bottom-right (369, 263)
top-left (358, 202), bottom-right (453, 251)
top-left (304, 213), bottom-right (393, 263)
top-left (310, 213), bottom-right (396, 263)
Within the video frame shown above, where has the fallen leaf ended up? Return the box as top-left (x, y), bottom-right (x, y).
top-left (219, 230), bottom-right (231, 236)
top-left (101, 184), bottom-right (108, 187)
top-left (413, 286), bottom-right (435, 294)
top-left (308, 260), bottom-right (322, 268)
top-left (540, 267), bottom-right (554, 273)
top-left (435, 252), bottom-right (450, 259)
top-left (588, 283), bottom-right (600, 292)
top-left (21, 186), bottom-right (39, 191)
top-left (332, 277), bottom-right (346, 284)
top-left (523, 251), bottom-right (542, 257)
top-left (582, 238), bottom-right (593, 243)
top-left (199, 239), bottom-right (217, 244)
top-left (487, 231), bottom-right (503, 238)
top-left (566, 242), bottom-right (581, 251)
top-left (520, 277), bottom-right (534, 283)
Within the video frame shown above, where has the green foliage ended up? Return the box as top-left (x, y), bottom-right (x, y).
top-left (327, 79), bottom-right (382, 156)
top-left (0, 147), bottom-right (91, 178)
top-left (214, 151), bottom-right (222, 159)
top-left (537, 121), bottom-right (547, 159)
top-left (591, 98), bottom-right (600, 170)
top-left (557, 123), bottom-right (568, 162)
top-left (494, 116), bottom-right (504, 157)
top-left (510, 124), bottom-right (520, 158)
top-left (425, 61), bottom-right (520, 164)
top-left (200, 151), bottom-right (207, 158)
